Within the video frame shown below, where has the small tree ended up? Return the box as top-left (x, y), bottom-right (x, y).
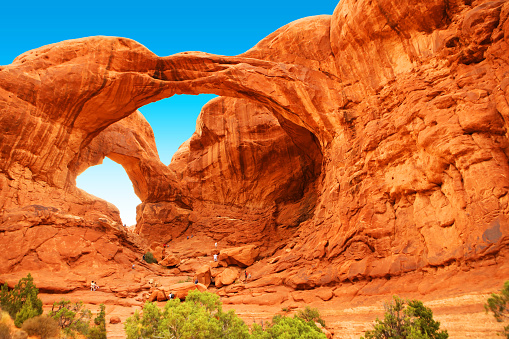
top-left (14, 298), bottom-right (41, 328)
top-left (88, 304), bottom-right (107, 339)
top-left (296, 306), bottom-right (326, 327)
top-left (144, 252), bottom-right (158, 264)
top-left (50, 299), bottom-right (91, 336)
top-left (251, 314), bottom-right (327, 339)
top-left (125, 290), bottom-right (250, 339)
top-left (0, 274), bottom-right (43, 327)
top-left (362, 296), bottom-right (448, 339)
top-left (485, 280), bottom-right (509, 338)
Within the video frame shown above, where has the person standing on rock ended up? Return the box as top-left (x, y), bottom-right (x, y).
top-left (213, 254), bottom-right (218, 262)
top-left (91, 281), bottom-right (95, 291)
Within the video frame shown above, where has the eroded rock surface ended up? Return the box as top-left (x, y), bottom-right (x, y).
top-left (1, 0), bottom-right (509, 337)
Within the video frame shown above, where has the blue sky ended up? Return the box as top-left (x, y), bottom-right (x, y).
top-left (2, 0), bottom-right (336, 225)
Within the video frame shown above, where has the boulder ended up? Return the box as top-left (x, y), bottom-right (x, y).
top-left (160, 254), bottom-right (180, 267)
top-left (215, 267), bottom-right (239, 288)
top-left (195, 265), bottom-right (212, 287)
top-left (109, 316), bottom-right (121, 324)
top-left (150, 246), bottom-right (164, 262)
top-left (218, 245), bottom-right (260, 268)
top-left (167, 282), bottom-right (207, 300)
top-left (148, 290), bottom-right (158, 302)
top-left (156, 290), bottom-right (168, 301)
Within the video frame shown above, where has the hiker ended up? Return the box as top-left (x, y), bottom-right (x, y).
top-left (90, 281), bottom-right (95, 291)
top-left (168, 292), bottom-right (174, 300)
top-left (245, 271), bottom-right (247, 281)
top-left (132, 264), bottom-right (135, 269)
top-left (213, 254), bottom-right (218, 262)
top-left (247, 273), bottom-right (251, 280)
top-left (94, 282), bottom-right (99, 291)
top-left (194, 278), bottom-right (199, 284)
top-left (143, 254), bottom-right (146, 261)
top-left (215, 242), bottom-right (217, 248)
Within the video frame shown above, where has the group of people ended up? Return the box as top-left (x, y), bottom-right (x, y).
top-left (90, 281), bottom-right (99, 291)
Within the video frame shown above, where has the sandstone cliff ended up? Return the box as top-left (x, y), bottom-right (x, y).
top-left (1, 0), bottom-right (509, 336)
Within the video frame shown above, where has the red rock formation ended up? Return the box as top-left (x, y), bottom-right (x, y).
top-left (1, 2), bottom-right (509, 337)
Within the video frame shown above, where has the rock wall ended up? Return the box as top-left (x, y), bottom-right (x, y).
top-left (1, 0), bottom-right (509, 294)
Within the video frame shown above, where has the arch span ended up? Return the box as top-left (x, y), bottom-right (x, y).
top-left (0, 36), bottom-right (340, 192)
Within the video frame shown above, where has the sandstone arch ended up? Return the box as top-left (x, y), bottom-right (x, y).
top-left (1, 0), bottom-right (509, 294)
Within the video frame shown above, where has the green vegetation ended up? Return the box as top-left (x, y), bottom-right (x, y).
top-left (50, 299), bottom-right (92, 336)
top-left (125, 290), bottom-right (250, 339)
top-left (296, 306), bottom-right (326, 328)
top-left (251, 314), bottom-right (327, 339)
top-left (0, 274), bottom-right (43, 327)
top-left (144, 252), bottom-right (158, 264)
top-left (0, 274), bottom-right (106, 339)
top-left (125, 290), bottom-right (327, 339)
top-left (362, 296), bottom-right (448, 339)
top-left (22, 315), bottom-right (60, 339)
top-left (485, 280), bottom-right (509, 338)
top-left (49, 299), bottom-right (107, 338)
top-left (88, 304), bottom-right (107, 339)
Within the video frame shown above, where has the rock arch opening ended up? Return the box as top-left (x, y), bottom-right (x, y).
top-left (76, 157), bottom-right (140, 226)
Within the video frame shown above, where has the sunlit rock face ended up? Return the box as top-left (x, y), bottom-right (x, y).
top-left (0, 0), bottom-right (509, 293)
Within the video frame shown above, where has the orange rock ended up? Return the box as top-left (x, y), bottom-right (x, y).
top-left (167, 282), bottom-right (207, 300)
top-left (215, 267), bottom-right (239, 288)
top-left (316, 322), bottom-right (333, 339)
top-left (160, 254), bottom-right (180, 267)
top-left (218, 245), bottom-right (260, 268)
top-left (148, 290), bottom-right (158, 302)
top-left (109, 316), bottom-right (121, 324)
top-left (155, 290), bottom-right (166, 302)
top-left (0, 0), bottom-right (508, 321)
top-left (195, 265), bottom-right (212, 287)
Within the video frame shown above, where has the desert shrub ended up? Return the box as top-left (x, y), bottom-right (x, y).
top-left (362, 296), bottom-right (448, 339)
top-left (485, 280), bottom-right (509, 338)
top-left (0, 323), bottom-right (10, 339)
top-left (87, 304), bottom-right (106, 339)
top-left (15, 297), bottom-right (42, 328)
top-left (144, 252), bottom-right (158, 264)
top-left (296, 306), bottom-right (326, 327)
top-left (251, 314), bottom-right (327, 339)
top-left (50, 299), bottom-right (91, 336)
top-left (0, 273), bottom-right (43, 326)
top-left (22, 315), bottom-right (60, 339)
top-left (11, 329), bottom-right (28, 339)
top-left (125, 290), bottom-right (250, 339)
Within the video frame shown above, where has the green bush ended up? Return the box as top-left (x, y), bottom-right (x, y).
top-left (22, 315), bottom-right (60, 339)
top-left (50, 299), bottom-right (91, 336)
top-left (144, 252), bottom-right (158, 264)
top-left (485, 280), bottom-right (509, 338)
top-left (14, 298), bottom-right (41, 328)
top-left (0, 274), bottom-right (43, 327)
top-left (251, 314), bottom-right (327, 339)
top-left (87, 304), bottom-right (106, 339)
top-left (125, 290), bottom-right (250, 339)
top-left (362, 296), bottom-right (448, 339)
top-left (296, 306), bottom-right (326, 327)
top-left (0, 323), bottom-right (10, 339)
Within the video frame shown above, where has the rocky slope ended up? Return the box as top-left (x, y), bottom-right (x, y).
top-left (1, 0), bottom-right (509, 337)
